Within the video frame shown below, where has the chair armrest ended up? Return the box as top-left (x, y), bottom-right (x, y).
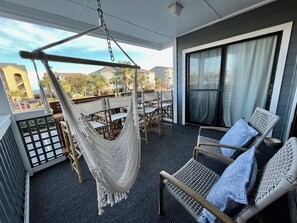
top-left (198, 142), bottom-right (260, 154)
top-left (194, 146), bottom-right (234, 164)
top-left (198, 126), bottom-right (229, 140)
top-left (198, 142), bottom-right (248, 152)
top-left (160, 171), bottom-right (236, 223)
top-left (200, 126), bottom-right (230, 132)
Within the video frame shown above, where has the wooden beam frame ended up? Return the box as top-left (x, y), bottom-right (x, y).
top-left (19, 51), bottom-right (140, 69)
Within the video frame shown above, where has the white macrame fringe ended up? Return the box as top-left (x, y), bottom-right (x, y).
top-left (96, 181), bottom-right (128, 215)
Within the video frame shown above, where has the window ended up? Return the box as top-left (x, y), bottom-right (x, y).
top-left (186, 33), bottom-right (280, 127)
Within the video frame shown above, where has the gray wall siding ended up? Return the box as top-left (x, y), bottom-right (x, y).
top-left (0, 127), bottom-right (26, 223)
top-left (176, 0), bottom-right (297, 140)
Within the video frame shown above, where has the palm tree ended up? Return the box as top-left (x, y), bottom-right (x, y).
top-left (59, 80), bottom-right (72, 95)
top-left (9, 90), bottom-right (24, 110)
top-left (128, 72), bottom-right (145, 91)
top-left (115, 61), bottom-right (134, 94)
top-left (97, 75), bottom-right (109, 95)
top-left (155, 76), bottom-right (161, 90)
top-left (90, 74), bottom-right (109, 96)
top-left (109, 77), bottom-right (121, 96)
top-left (40, 76), bottom-right (53, 98)
top-left (137, 72), bottom-right (146, 90)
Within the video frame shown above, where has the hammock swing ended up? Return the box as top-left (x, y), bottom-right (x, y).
top-left (20, 0), bottom-right (141, 215)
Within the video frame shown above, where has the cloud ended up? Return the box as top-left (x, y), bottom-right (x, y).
top-left (0, 16), bottom-right (173, 90)
top-left (136, 47), bottom-right (173, 70)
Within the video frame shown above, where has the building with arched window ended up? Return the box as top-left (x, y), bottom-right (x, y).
top-left (0, 63), bottom-right (34, 102)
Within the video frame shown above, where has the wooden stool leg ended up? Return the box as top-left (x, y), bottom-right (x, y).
top-left (61, 121), bottom-right (84, 183)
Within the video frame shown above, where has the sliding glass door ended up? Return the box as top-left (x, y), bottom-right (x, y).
top-left (187, 48), bottom-right (222, 125)
top-left (186, 34), bottom-right (279, 127)
top-left (223, 35), bottom-right (277, 126)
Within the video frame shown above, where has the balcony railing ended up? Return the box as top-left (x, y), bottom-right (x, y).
top-left (0, 115), bottom-right (28, 223)
top-left (16, 79), bottom-right (24, 85)
top-left (17, 115), bottom-right (64, 168)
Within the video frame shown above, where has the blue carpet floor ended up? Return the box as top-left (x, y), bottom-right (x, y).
top-left (30, 124), bottom-right (291, 223)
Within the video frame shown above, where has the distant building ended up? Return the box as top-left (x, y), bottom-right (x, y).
top-left (150, 66), bottom-right (173, 89)
top-left (138, 69), bottom-right (155, 90)
top-left (43, 72), bottom-right (84, 80)
top-left (0, 63), bottom-right (34, 100)
top-left (89, 67), bottom-right (122, 92)
top-left (90, 67), bottom-right (156, 92)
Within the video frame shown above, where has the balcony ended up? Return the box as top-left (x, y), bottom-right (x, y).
top-left (0, 109), bottom-right (292, 223)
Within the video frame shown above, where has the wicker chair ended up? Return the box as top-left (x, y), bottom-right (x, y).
top-left (194, 107), bottom-right (280, 163)
top-left (159, 137), bottom-right (297, 223)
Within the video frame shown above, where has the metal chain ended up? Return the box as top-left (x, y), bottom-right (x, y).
top-left (96, 0), bottom-right (115, 61)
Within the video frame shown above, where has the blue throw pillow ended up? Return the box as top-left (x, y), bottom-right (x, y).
top-left (220, 118), bottom-right (258, 158)
top-left (198, 147), bottom-right (257, 223)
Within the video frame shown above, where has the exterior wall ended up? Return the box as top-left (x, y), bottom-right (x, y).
top-left (151, 66), bottom-right (173, 89)
top-left (176, 0), bottom-right (297, 140)
top-left (100, 71), bottom-right (116, 91)
top-left (93, 67), bottom-right (124, 92)
top-left (146, 72), bottom-right (155, 89)
top-left (1, 65), bottom-right (34, 99)
top-left (92, 67), bottom-right (156, 91)
top-left (139, 70), bottom-right (155, 89)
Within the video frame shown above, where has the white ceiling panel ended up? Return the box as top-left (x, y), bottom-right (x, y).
top-left (205, 0), bottom-right (274, 17)
top-left (175, 0), bottom-right (220, 35)
top-left (8, 0), bottom-right (83, 18)
top-left (0, 0), bottom-right (276, 50)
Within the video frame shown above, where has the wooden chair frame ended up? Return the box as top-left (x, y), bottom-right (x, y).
top-left (105, 96), bottom-right (131, 139)
top-left (138, 91), bottom-right (163, 144)
top-left (60, 120), bottom-right (83, 183)
top-left (160, 89), bottom-right (174, 129)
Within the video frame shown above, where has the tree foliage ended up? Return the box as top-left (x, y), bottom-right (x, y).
top-left (9, 89), bottom-right (24, 110)
top-left (115, 61), bottom-right (134, 93)
top-left (89, 73), bottom-right (109, 96)
top-left (59, 80), bottom-right (72, 94)
top-left (155, 76), bottom-right (161, 89)
top-left (64, 73), bottom-right (89, 96)
top-left (40, 76), bottom-right (53, 98)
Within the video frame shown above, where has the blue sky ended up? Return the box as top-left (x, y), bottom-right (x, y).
top-left (0, 17), bottom-right (173, 90)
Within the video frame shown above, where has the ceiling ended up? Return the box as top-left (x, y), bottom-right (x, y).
top-left (0, 0), bottom-right (275, 50)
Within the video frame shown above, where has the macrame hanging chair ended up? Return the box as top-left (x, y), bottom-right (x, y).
top-left (20, 0), bottom-right (141, 215)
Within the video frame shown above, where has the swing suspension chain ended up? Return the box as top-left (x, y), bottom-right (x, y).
top-left (96, 0), bottom-right (114, 61)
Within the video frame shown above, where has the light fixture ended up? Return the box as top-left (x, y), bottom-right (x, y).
top-left (168, 2), bottom-right (183, 17)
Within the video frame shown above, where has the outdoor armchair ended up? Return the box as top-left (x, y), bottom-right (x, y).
top-left (159, 137), bottom-right (297, 222)
top-left (194, 107), bottom-right (280, 162)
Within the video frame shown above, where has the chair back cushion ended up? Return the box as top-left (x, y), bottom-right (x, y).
top-left (198, 147), bottom-right (257, 223)
top-left (143, 92), bottom-right (158, 102)
top-left (75, 99), bottom-right (106, 116)
top-left (220, 119), bottom-right (258, 158)
top-left (161, 90), bottom-right (172, 101)
top-left (107, 96), bottom-right (132, 109)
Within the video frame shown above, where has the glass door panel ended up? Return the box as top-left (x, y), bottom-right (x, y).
top-left (187, 48), bottom-right (222, 125)
top-left (223, 35), bottom-right (277, 126)
top-left (186, 34), bottom-right (279, 127)
top-left (188, 91), bottom-right (218, 124)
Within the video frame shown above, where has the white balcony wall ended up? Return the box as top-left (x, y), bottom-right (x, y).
top-left (0, 78), bottom-right (33, 175)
